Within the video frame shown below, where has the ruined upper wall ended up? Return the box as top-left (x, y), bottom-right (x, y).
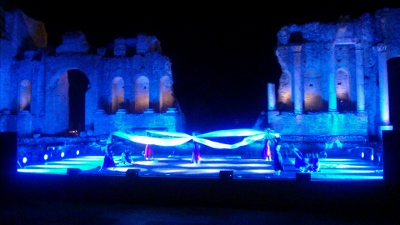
top-left (56, 31), bottom-right (162, 56)
top-left (269, 7), bottom-right (400, 139)
top-left (276, 7), bottom-right (400, 57)
top-left (3, 8), bottom-right (47, 52)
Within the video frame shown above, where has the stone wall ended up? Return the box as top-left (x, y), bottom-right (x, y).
top-left (0, 8), bottom-right (185, 139)
top-left (268, 111), bottom-right (368, 136)
top-left (264, 7), bottom-right (400, 142)
top-left (93, 110), bottom-right (186, 136)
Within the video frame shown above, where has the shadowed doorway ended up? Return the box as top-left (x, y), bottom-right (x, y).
top-left (68, 69), bottom-right (90, 134)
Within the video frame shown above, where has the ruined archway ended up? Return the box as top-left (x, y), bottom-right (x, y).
top-left (68, 69), bottom-right (90, 133)
top-left (19, 79), bottom-right (31, 111)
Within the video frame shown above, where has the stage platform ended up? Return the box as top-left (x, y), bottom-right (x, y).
top-left (4, 154), bottom-right (399, 223)
top-left (17, 155), bottom-right (383, 181)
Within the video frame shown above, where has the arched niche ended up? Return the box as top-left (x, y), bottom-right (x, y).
top-left (68, 69), bottom-right (90, 133)
top-left (112, 77), bottom-right (124, 113)
top-left (336, 68), bottom-right (353, 111)
top-left (134, 75), bottom-right (149, 113)
top-left (160, 76), bottom-right (174, 112)
top-left (277, 71), bottom-right (293, 111)
top-left (19, 79), bottom-right (31, 111)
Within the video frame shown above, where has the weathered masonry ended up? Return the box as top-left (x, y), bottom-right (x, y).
top-left (263, 8), bottom-right (400, 143)
top-left (0, 8), bottom-right (185, 138)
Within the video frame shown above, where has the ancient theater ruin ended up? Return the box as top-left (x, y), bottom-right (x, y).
top-left (255, 8), bottom-right (400, 152)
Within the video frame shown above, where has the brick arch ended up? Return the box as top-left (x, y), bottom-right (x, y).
top-left (45, 69), bottom-right (90, 135)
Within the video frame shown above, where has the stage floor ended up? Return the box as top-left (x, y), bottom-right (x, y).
top-left (18, 155), bottom-right (383, 181)
top-left (7, 154), bottom-right (398, 224)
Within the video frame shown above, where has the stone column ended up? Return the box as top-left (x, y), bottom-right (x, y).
top-left (377, 44), bottom-right (390, 125)
top-left (355, 43), bottom-right (365, 112)
top-left (292, 45), bottom-right (303, 114)
top-left (327, 44), bottom-right (337, 112)
top-left (267, 83), bottom-right (276, 110)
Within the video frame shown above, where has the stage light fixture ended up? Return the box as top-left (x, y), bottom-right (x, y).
top-left (219, 170), bottom-right (233, 179)
top-left (126, 169), bottom-right (140, 178)
top-left (76, 150), bottom-right (80, 156)
top-left (44, 153), bottom-right (49, 161)
top-left (60, 151), bottom-right (65, 158)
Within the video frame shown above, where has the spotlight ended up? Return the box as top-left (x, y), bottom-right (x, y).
top-left (22, 153), bottom-right (32, 165)
top-left (60, 151), bottom-right (65, 158)
top-left (43, 153), bottom-right (49, 161)
top-left (76, 150), bottom-right (80, 156)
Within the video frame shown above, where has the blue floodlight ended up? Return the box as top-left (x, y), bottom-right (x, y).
top-left (22, 153), bottom-right (32, 164)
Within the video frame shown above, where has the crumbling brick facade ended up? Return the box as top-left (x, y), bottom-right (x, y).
top-left (0, 8), bottom-right (185, 138)
top-left (261, 8), bottom-right (400, 144)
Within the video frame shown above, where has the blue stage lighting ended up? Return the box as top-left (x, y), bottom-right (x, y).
top-left (22, 153), bottom-right (32, 164)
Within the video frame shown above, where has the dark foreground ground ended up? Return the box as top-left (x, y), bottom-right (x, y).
top-left (1, 150), bottom-right (398, 225)
top-left (2, 170), bottom-right (400, 225)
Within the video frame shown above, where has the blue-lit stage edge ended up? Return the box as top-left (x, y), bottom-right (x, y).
top-left (16, 129), bottom-right (384, 181)
top-left (18, 156), bottom-right (383, 180)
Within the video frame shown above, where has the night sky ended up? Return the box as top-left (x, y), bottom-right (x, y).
top-left (2, 1), bottom-right (400, 133)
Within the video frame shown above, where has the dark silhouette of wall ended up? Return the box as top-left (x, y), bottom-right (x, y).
top-left (0, 132), bottom-right (17, 181)
top-left (383, 130), bottom-right (400, 181)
